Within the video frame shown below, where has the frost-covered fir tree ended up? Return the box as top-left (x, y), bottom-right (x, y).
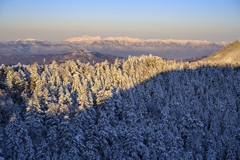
top-left (5, 112), bottom-right (35, 159)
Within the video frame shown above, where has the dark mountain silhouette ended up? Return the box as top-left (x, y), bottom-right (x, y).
top-left (202, 39), bottom-right (240, 63)
top-left (177, 56), bottom-right (208, 62)
top-left (0, 50), bottom-right (123, 66)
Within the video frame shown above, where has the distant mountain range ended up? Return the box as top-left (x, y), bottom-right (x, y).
top-left (202, 39), bottom-right (240, 63)
top-left (0, 50), bottom-right (122, 66)
top-left (0, 36), bottom-right (229, 59)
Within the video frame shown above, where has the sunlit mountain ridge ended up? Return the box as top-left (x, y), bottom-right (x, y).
top-left (0, 36), bottom-right (229, 59)
top-left (202, 39), bottom-right (240, 63)
top-left (66, 35), bottom-right (229, 46)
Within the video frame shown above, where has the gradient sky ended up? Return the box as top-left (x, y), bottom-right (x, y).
top-left (0, 0), bottom-right (239, 42)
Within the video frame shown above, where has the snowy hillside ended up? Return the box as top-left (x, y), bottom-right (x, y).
top-left (0, 56), bottom-right (240, 159)
top-left (202, 39), bottom-right (240, 63)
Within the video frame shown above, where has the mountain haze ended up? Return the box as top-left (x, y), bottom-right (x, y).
top-left (202, 39), bottom-right (240, 63)
top-left (0, 50), bottom-right (121, 66)
top-left (0, 36), bottom-right (229, 59)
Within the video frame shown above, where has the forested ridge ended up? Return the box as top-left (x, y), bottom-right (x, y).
top-left (0, 55), bottom-right (240, 159)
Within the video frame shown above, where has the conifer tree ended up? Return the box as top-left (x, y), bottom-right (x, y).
top-left (96, 112), bottom-right (111, 159)
top-left (5, 112), bottom-right (34, 159)
top-left (123, 126), bottom-right (143, 160)
top-left (5, 68), bottom-right (13, 89)
top-left (46, 114), bottom-right (59, 159)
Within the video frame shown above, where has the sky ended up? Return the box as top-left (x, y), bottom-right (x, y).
top-left (0, 0), bottom-right (240, 42)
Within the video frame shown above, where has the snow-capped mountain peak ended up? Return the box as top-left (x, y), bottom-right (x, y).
top-left (65, 35), bottom-right (102, 42)
top-left (0, 36), bottom-right (231, 60)
top-left (104, 36), bottom-right (142, 43)
top-left (16, 38), bottom-right (41, 41)
top-left (64, 36), bottom-right (229, 46)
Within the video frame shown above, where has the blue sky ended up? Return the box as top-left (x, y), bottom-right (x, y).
top-left (0, 0), bottom-right (239, 42)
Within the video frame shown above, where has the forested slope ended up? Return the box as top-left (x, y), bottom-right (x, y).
top-left (0, 55), bottom-right (240, 159)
